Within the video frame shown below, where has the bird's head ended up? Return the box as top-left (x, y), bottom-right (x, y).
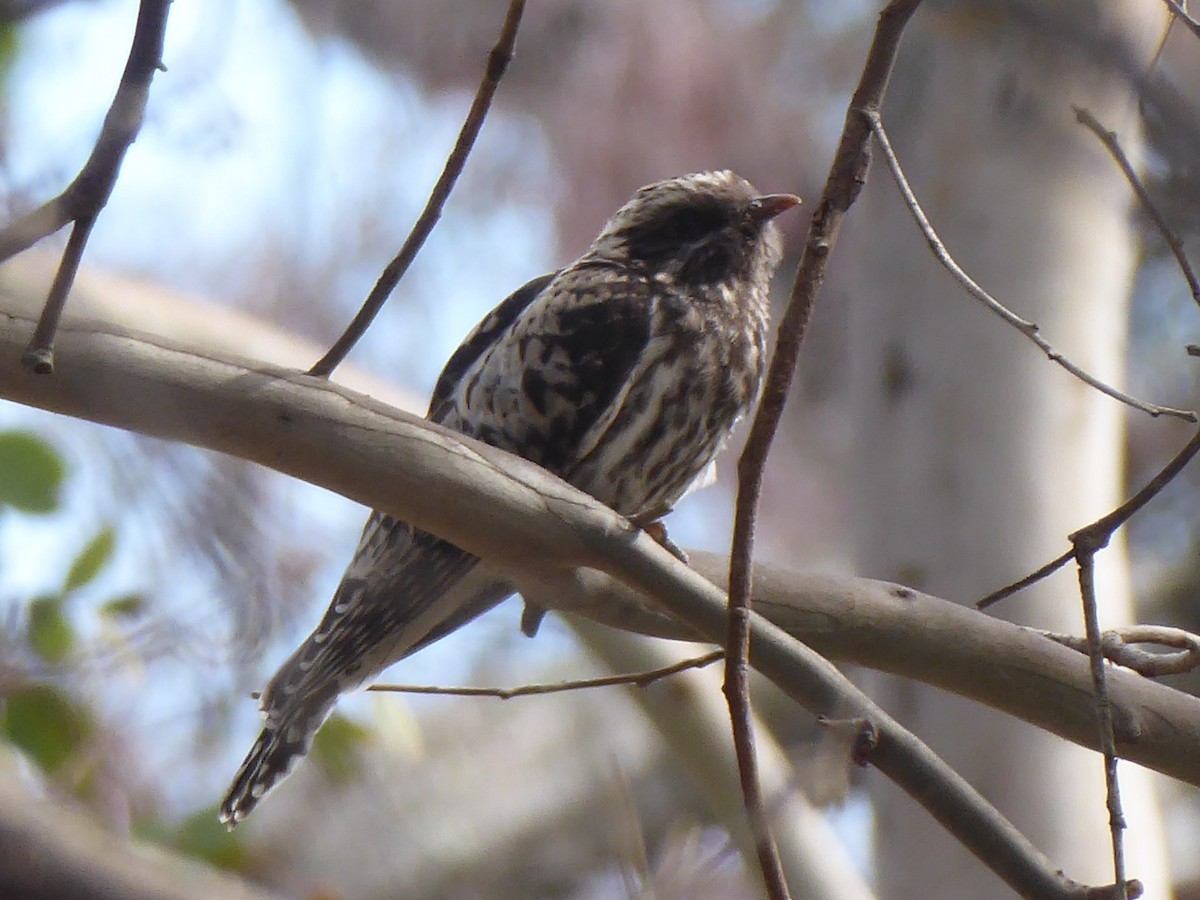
top-left (589, 170), bottom-right (800, 294)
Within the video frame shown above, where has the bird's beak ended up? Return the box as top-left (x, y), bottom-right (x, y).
top-left (747, 193), bottom-right (802, 223)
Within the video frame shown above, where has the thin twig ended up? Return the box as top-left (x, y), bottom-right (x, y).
top-left (978, 549), bottom-right (1074, 609)
top-left (987, 431), bottom-right (1200, 888)
top-left (3, 0), bottom-right (171, 373)
top-left (1074, 550), bottom-right (1127, 899)
top-left (22, 215), bottom-right (97, 372)
top-left (308, 0), bottom-right (527, 378)
top-left (1074, 105), bottom-right (1200, 309)
top-left (726, 3), bottom-right (923, 899)
top-left (1043, 625), bottom-right (1200, 677)
top-left (866, 111), bottom-right (1196, 424)
top-left (1162, 0), bottom-right (1200, 41)
top-left (980, 426), bottom-right (1200, 608)
top-left (365, 651), bottom-right (723, 700)
top-left (1145, 7), bottom-right (1175, 78)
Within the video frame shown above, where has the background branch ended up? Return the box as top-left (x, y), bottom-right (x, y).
top-left (0, 0), bottom-right (170, 373)
top-left (1074, 106), bottom-right (1200, 309)
top-left (0, 775), bottom-right (275, 900)
top-left (867, 110), bottom-right (1195, 423)
top-left (308, 0), bottom-right (527, 378)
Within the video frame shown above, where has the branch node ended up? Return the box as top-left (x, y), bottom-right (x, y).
top-left (20, 346), bottom-right (54, 375)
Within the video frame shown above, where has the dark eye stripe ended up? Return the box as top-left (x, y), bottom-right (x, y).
top-left (620, 199), bottom-right (732, 262)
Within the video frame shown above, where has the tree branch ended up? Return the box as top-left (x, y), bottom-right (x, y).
top-left (866, 109), bottom-right (1195, 423)
top-left (0, 775), bottom-right (275, 900)
top-left (1045, 625), bottom-right (1200, 677)
top-left (366, 651), bottom-right (723, 699)
top-left (0, 309), bottom-right (1173, 898)
top-left (1074, 105), bottom-right (1200, 310)
top-left (308, 0), bottom-right (527, 378)
top-left (726, 5), bottom-right (924, 897)
top-left (0, 0), bottom-right (170, 373)
top-left (1161, 0), bottom-right (1200, 40)
top-left (980, 426), bottom-right (1200, 608)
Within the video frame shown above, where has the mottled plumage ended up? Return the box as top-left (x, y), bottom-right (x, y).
top-left (219, 171), bottom-right (798, 825)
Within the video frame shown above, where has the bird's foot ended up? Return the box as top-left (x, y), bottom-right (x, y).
top-left (520, 601), bottom-right (547, 637)
top-left (641, 520), bottom-right (689, 564)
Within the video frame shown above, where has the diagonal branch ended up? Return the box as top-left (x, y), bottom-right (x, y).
top-left (866, 110), bottom-right (1195, 423)
top-left (0, 0), bottom-right (170, 373)
top-left (308, 0), bottom-right (527, 378)
top-left (0, 307), bottom-right (1157, 898)
top-left (979, 426), bottom-right (1200, 608)
top-left (1074, 105), bottom-right (1200, 310)
top-left (1161, 0), bottom-right (1200, 40)
top-left (726, 3), bottom-right (923, 897)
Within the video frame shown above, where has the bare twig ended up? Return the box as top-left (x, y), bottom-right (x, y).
top-left (978, 549), bottom-right (1075, 608)
top-left (1162, 0), bottom-right (1200, 41)
top-left (866, 111), bottom-right (1196, 423)
top-left (726, 3), bottom-right (923, 898)
top-left (366, 651), bottom-right (723, 700)
top-left (2, 0), bottom-right (170, 373)
top-left (1044, 625), bottom-right (1200, 677)
top-left (1073, 550), bottom-right (1128, 898)
top-left (1145, 8), bottom-right (1175, 77)
top-left (1074, 106), bottom-right (1200, 309)
top-left (980, 427), bottom-right (1200, 609)
top-left (308, 0), bottom-right (526, 378)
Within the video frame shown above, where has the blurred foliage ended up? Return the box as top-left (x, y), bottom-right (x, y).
top-left (1, 682), bottom-right (92, 774)
top-left (0, 431), bottom-right (101, 779)
top-left (64, 526), bottom-right (116, 594)
top-left (21, 525), bottom-right (118, 664)
top-left (0, 429), bottom-right (64, 513)
top-left (26, 593), bottom-right (73, 662)
top-left (0, 428), bottom-right (249, 869)
top-left (99, 591), bottom-right (148, 620)
top-left (310, 711), bottom-right (372, 784)
top-left (138, 806), bottom-right (249, 871)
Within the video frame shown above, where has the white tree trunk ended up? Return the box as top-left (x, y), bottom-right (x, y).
top-left (846, 4), bottom-right (1171, 897)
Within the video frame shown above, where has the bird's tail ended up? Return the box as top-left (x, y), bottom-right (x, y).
top-left (218, 682), bottom-right (338, 828)
top-left (218, 521), bottom-right (511, 826)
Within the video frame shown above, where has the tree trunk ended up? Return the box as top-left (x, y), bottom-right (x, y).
top-left (845, 3), bottom-right (1171, 897)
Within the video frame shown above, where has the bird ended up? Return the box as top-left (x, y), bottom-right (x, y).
top-left (219, 170), bottom-right (799, 826)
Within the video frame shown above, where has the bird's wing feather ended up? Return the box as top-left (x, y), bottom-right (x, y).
top-left (446, 263), bottom-right (659, 478)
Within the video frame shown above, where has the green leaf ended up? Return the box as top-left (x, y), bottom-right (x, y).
top-left (27, 596), bottom-right (75, 663)
top-left (171, 807), bottom-right (246, 869)
top-left (0, 26), bottom-right (20, 93)
top-left (99, 593), bottom-right (148, 620)
top-left (1, 684), bottom-right (90, 774)
top-left (63, 527), bottom-right (116, 594)
top-left (0, 431), bottom-right (66, 514)
top-left (310, 712), bottom-right (371, 783)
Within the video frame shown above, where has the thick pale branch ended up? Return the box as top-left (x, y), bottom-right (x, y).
top-left (529, 557), bottom-right (1200, 790)
top-left (0, 309), bottom-right (1190, 896)
top-left (0, 776), bottom-right (274, 900)
top-left (3, 308), bottom-right (1199, 790)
